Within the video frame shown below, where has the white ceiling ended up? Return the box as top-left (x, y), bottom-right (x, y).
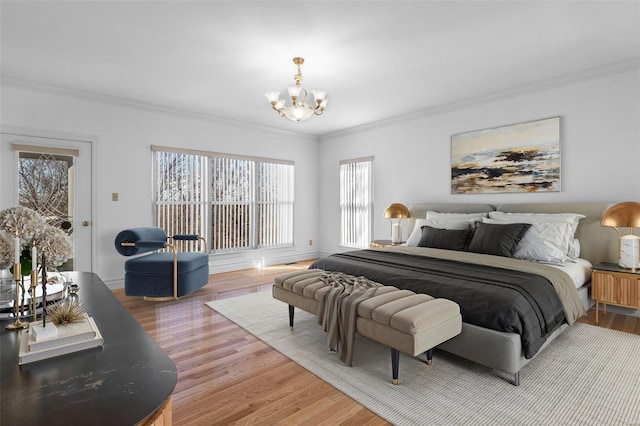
top-left (1, 1), bottom-right (639, 137)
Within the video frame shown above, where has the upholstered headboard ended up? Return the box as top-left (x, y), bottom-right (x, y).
top-left (409, 202), bottom-right (616, 265)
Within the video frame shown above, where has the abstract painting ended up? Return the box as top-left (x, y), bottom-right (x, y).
top-left (451, 117), bottom-right (560, 194)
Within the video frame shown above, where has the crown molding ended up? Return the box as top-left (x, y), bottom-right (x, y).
top-left (3, 57), bottom-right (637, 142)
top-left (0, 75), bottom-right (314, 140)
top-left (319, 58), bottom-right (640, 141)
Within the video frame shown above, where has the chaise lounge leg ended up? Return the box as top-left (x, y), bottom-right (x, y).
top-left (425, 348), bottom-right (433, 365)
top-left (288, 304), bottom-right (294, 330)
top-left (514, 372), bottom-right (520, 386)
top-left (391, 348), bottom-right (400, 385)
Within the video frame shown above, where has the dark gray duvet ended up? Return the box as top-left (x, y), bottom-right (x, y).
top-left (310, 249), bottom-right (566, 358)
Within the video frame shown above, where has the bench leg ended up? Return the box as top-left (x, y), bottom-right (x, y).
top-left (288, 304), bottom-right (294, 330)
top-left (392, 347), bottom-right (434, 385)
top-left (391, 348), bottom-right (400, 385)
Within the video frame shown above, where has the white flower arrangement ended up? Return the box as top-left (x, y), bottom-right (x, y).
top-left (0, 206), bottom-right (73, 272)
top-left (0, 232), bottom-right (13, 269)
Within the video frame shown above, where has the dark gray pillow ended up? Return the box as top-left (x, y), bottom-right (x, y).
top-left (417, 225), bottom-right (472, 251)
top-left (466, 222), bottom-right (531, 257)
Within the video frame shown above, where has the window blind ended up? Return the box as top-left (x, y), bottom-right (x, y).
top-left (340, 157), bottom-right (373, 248)
top-left (154, 151), bottom-right (208, 252)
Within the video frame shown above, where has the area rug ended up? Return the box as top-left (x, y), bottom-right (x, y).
top-left (206, 291), bottom-right (640, 426)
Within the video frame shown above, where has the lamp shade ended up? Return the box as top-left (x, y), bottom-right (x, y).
top-left (601, 202), bottom-right (640, 228)
top-left (384, 203), bottom-right (410, 219)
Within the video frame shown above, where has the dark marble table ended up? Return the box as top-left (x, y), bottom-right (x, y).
top-left (0, 272), bottom-right (177, 425)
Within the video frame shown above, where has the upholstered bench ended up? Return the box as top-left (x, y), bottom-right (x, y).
top-left (115, 227), bottom-right (209, 300)
top-left (273, 269), bottom-right (462, 384)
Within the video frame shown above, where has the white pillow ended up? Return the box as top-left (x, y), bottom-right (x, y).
top-left (482, 217), bottom-right (574, 263)
top-left (568, 239), bottom-right (581, 259)
top-left (488, 212), bottom-right (584, 246)
top-left (427, 211), bottom-right (489, 221)
top-left (406, 218), bottom-right (476, 247)
top-left (488, 211), bottom-right (584, 228)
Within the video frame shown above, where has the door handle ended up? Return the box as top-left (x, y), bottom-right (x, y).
top-left (82, 221), bottom-right (90, 227)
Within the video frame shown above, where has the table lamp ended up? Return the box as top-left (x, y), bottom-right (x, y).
top-left (384, 203), bottom-right (410, 244)
top-left (601, 201), bottom-right (640, 270)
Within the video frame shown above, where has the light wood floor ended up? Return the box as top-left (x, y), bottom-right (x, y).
top-left (114, 260), bottom-right (640, 425)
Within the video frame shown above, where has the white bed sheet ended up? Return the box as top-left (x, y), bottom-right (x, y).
top-left (549, 258), bottom-right (592, 289)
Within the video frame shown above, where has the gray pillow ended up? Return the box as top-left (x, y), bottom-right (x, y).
top-left (417, 226), bottom-right (472, 251)
top-left (466, 222), bottom-right (531, 257)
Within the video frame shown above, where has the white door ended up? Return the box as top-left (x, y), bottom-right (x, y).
top-left (0, 131), bottom-right (93, 272)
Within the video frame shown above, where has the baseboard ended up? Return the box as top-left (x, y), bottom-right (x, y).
top-left (210, 251), bottom-right (320, 274)
top-left (104, 278), bottom-right (124, 291)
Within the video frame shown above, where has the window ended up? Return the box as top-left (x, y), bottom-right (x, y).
top-left (340, 157), bottom-right (373, 248)
top-left (14, 144), bottom-right (78, 270)
top-left (153, 147), bottom-right (294, 254)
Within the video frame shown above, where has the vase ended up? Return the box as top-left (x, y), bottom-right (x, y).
top-left (0, 266), bottom-right (12, 284)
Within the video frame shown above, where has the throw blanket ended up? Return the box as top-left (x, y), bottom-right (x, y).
top-left (311, 247), bottom-right (586, 359)
top-left (317, 272), bottom-right (382, 366)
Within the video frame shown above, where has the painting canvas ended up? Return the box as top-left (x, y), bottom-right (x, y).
top-left (451, 117), bottom-right (560, 194)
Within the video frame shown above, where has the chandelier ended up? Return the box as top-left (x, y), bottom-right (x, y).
top-left (265, 57), bottom-right (328, 123)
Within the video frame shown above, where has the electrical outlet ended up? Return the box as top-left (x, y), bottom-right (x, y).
top-left (112, 193), bottom-right (119, 201)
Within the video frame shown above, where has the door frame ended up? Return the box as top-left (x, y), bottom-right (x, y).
top-left (1, 125), bottom-right (98, 273)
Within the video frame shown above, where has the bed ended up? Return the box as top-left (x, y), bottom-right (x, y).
top-left (311, 202), bottom-right (617, 385)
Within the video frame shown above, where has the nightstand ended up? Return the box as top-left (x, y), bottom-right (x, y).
top-left (591, 262), bottom-right (640, 324)
top-left (370, 239), bottom-right (405, 248)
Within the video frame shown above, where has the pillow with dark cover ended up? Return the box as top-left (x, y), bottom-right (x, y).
top-left (417, 225), bottom-right (472, 251)
top-left (466, 222), bottom-right (531, 257)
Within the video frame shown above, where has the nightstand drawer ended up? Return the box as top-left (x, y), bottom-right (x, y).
top-left (591, 269), bottom-right (640, 307)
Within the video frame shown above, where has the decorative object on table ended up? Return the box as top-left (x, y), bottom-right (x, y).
top-left (0, 206), bottom-right (72, 325)
top-left (265, 57), bottom-right (328, 123)
top-left (5, 261), bottom-right (27, 330)
top-left (67, 277), bottom-right (79, 295)
top-left (41, 254), bottom-right (47, 326)
top-left (451, 116), bottom-right (560, 194)
top-left (0, 270), bottom-right (67, 320)
top-left (384, 203), bottom-right (410, 244)
top-left (30, 242), bottom-right (37, 321)
top-left (47, 297), bottom-right (85, 326)
top-left (18, 298), bottom-right (93, 361)
top-left (19, 308), bottom-right (103, 365)
top-left (0, 206), bottom-right (73, 274)
top-left (600, 201), bottom-right (640, 270)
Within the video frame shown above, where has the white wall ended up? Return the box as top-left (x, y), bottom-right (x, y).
top-left (318, 69), bottom-right (640, 256)
top-left (0, 85), bottom-right (320, 287)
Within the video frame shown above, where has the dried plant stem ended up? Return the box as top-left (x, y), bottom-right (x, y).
top-left (47, 299), bottom-right (86, 326)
